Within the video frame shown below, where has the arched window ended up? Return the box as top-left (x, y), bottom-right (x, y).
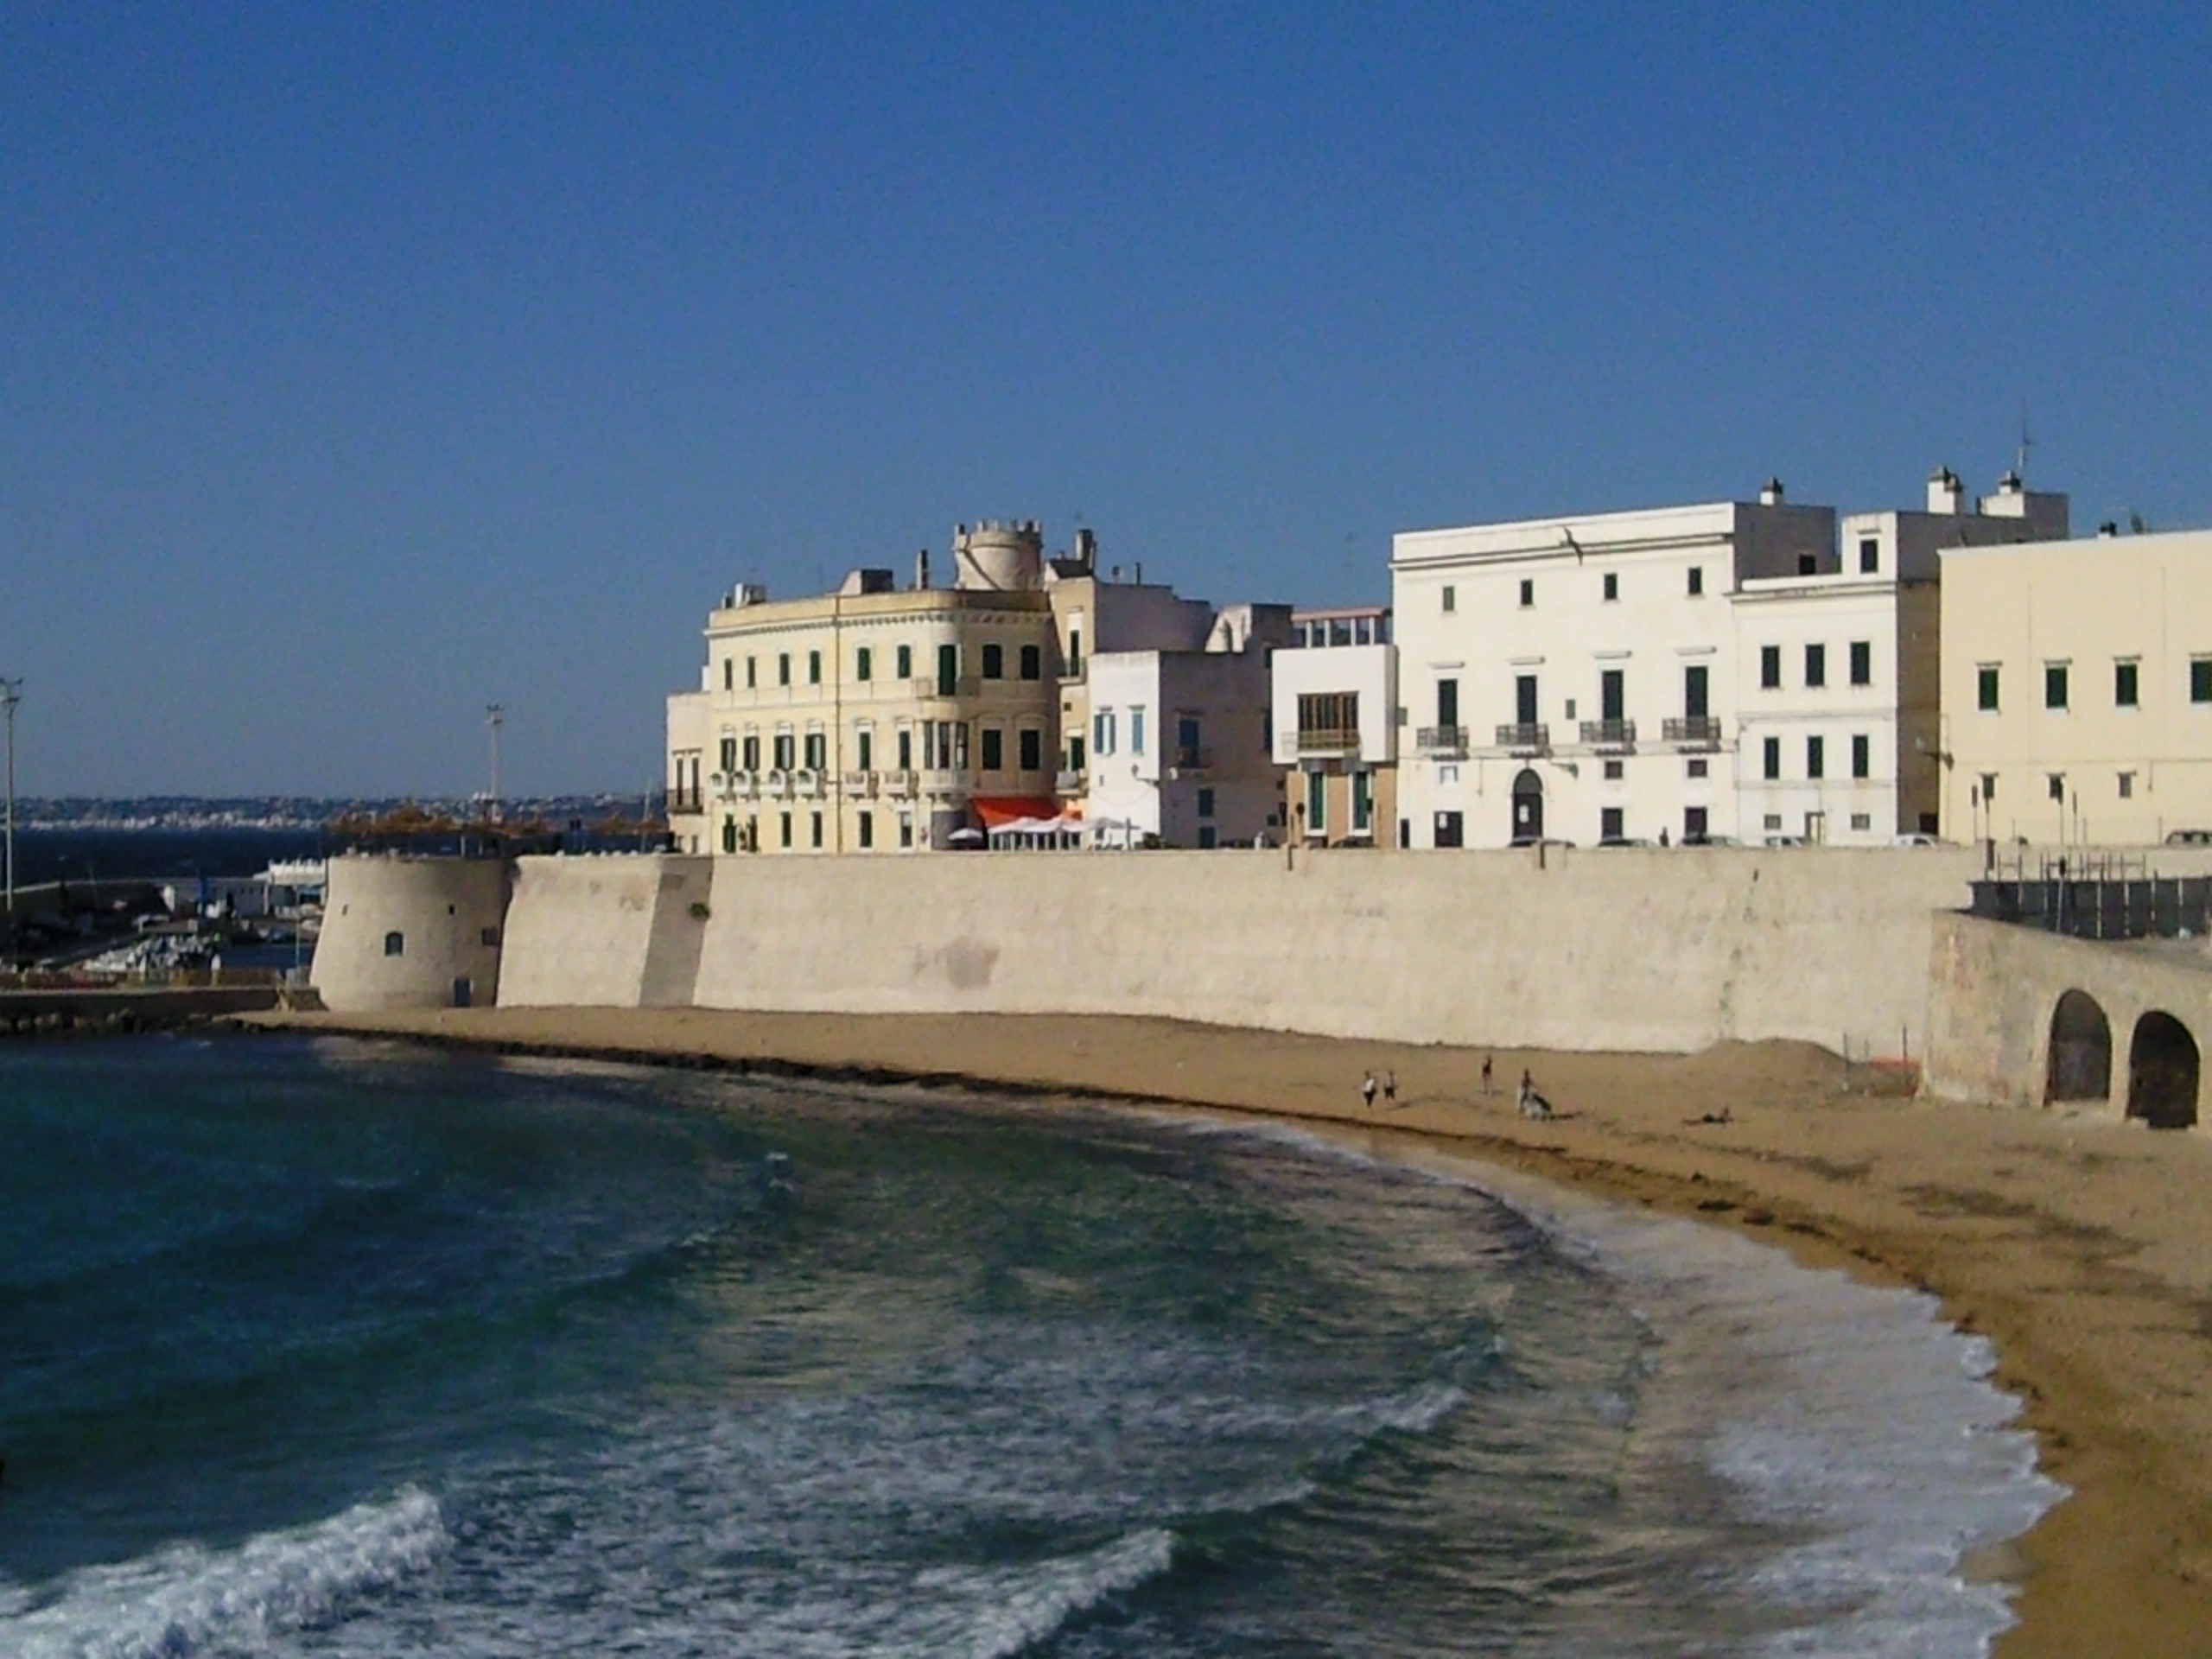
top-left (383, 931), bottom-right (404, 957)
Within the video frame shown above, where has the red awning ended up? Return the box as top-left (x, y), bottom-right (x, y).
top-left (972, 796), bottom-right (1066, 828)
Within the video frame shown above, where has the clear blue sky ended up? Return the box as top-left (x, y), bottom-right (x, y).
top-left (5, 3), bottom-right (2208, 797)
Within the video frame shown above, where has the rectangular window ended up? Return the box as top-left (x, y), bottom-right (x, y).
top-left (779, 811), bottom-right (793, 848)
top-left (937, 644), bottom-right (958, 697)
top-left (899, 814), bottom-right (913, 849)
top-left (1603, 759), bottom-right (1624, 780)
top-left (1436, 677), bottom-right (1459, 728)
top-left (1602, 572), bottom-right (1618, 601)
top-left (1764, 813), bottom-right (1783, 831)
top-left (1601, 807), bottom-right (1624, 841)
top-left (1351, 772), bottom-right (1372, 831)
top-left (1518, 578), bottom-right (1534, 607)
top-left (1687, 758), bottom-right (1708, 779)
top-left (1197, 786), bottom-right (1216, 817)
top-left (1798, 553), bottom-right (1817, 575)
top-left (1020, 643), bottom-right (1042, 680)
top-left (857, 729), bottom-right (874, 770)
top-left (804, 732), bottom-right (825, 770)
top-left (1760, 645), bottom-right (1781, 689)
top-left (742, 734), bottom-right (760, 771)
top-left (810, 811), bottom-right (823, 849)
top-left (1020, 728), bottom-right (1041, 772)
top-left (778, 653), bottom-right (791, 687)
top-left (2115, 659), bottom-right (2139, 707)
top-left (1851, 812), bottom-right (1872, 830)
top-left (1599, 669), bottom-right (1624, 722)
top-left (722, 658), bottom-right (734, 691)
top-left (721, 817), bottom-right (738, 854)
top-left (1515, 675), bottom-right (1537, 726)
top-left (1176, 715), bottom-right (1200, 766)
top-left (2048, 772), bottom-right (2066, 802)
top-left (2119, 772), bottom-right (2136, 798)
top-left (1807, 735), bottom-right (1825, 779)
top-left (952, 722), bottom-right (969, 769)
top-left (856, 646), bottom-right (873, 682)
top-left (2194, 658), bottom-right (2212, 703)
top-left (1685, 806), bottom-right (1708, 840)
top-left (719, 734), bottom-right (738, 772)
top-left (1130, 707), bottom-right (1147, 754)
top-left (746, 656), bottom-right (758, 690)
top-left (982, 643), bottom-right (1004, 679)
top-left (896, 727), bottom-right (912, 770)
top-left (1299, 691), bottom-right (1360, 739)
top-left (1852, 734), bottom-right (1870, 778)
top-left (858, 810), bottom-right (874, 849)
top-left (773, 734), bottom-right (795, 771)
top-left (1306, 768), bottom-right (1326, 832)
top-left (1978, 664), bottom-right (1999, 711)
top-left (1442, 585), bottom-right (1456, 613)
top-left (1068, 734), bottom-right (1085, 772)
top-left (896, 644), bottom-right (913, 679)
top-left (1687, 566), bottom-right (1704, 596)
top-left (1094, 710), bottom-right (1115, 756)
top-left (1805, 644), bottom-right (1827, 688)
top-left (982, 728), bottom-right (1004, 770)
top-left (807, 650), bottom-right (821, 684)
top-left (1067, 625), bottom-right (1084, 676)
top-left (1980, 772), bottom-right (1997, 804)
top-left (2045, 664), bottom-right (2069, 709)
top-left (1859, 537), bottom-right (1878, 573)
top-left (1763, 736), bottom-right (1781, 779)
top-left (1849, 641), bottom-right (1872, 686)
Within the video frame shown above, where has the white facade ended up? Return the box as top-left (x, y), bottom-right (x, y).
top-left (1271, 607), bottom-right (1398, 844)
top-left (1391, 487), bottom-right (1835, 849)
top-left (1088, 605), bottom-right (1292, 848)
top-left (1389, 472), bottom-right (2069, 849)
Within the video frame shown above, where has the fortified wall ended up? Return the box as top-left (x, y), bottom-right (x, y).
top-left (486, 846), bottom-right (1978, 1056)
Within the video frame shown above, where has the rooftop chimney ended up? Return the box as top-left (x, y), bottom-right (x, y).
top-left (1759, 477), bottom-right (1785, 506)
top-left (1927, 466), bottom-right (1965, 515)
top-left (915, 548), bottom-right (931, 589)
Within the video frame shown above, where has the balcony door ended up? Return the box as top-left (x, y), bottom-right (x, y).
top-left (1516, 675), bottom-right (1538, 727)
top-left (1684, 664), bottom-right (1708, 720)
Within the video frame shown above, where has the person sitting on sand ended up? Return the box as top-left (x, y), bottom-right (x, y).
top-left (1516, 1069), bottom-right (1554, 1121)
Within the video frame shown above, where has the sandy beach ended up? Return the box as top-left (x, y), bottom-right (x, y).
top-left (247, 1004), bottom-right (2212, 1657)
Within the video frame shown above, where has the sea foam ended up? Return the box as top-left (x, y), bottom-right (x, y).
top-left (0, 1486), bottom-right (446, 1659)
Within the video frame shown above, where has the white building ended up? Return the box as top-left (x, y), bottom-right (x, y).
top-left (1391, 482), bottom-right (1835, 849)
top-left (1390, 471), bottom-right (2069, 849)
top-left (1088, 604), bottom-right (1294, 848)
top-left (1270, 607), bottom-right (1398, 845)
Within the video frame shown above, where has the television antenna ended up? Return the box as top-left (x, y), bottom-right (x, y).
top-left (486, 703), bottom-right (506, 823)
top-left (2016, 407), bottom-right (2036, 480)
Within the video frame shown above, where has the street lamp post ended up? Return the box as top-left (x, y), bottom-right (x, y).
top-left (1, 677), bottom-right (21, 917)
top-left (486, 703), bottom-right (506, 824)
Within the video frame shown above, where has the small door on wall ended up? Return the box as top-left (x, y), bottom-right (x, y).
top-left (1510, 768), bottom-right (1544, 842)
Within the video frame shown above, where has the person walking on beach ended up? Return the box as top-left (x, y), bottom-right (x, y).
top-left (1382, 1070), bottom-right (1397, 1106)
top-left (1481, 1055), bottom-right (1494, 1096)
top-left (1361, 1071), bottom-right (1378, 1110)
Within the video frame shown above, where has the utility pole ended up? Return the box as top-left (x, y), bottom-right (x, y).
top-left (1, 677), bottom-right (21, 917)
top-left (486, 703), bottom-right (505, 823)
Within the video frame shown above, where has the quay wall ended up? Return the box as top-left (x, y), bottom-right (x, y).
top-left (498, 846), bottom-right (1978, 1056)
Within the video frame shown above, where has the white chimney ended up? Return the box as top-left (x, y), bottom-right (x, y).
top-left (1926, 466), bottom-right (1965, 515)
top-left (1758, 477), bottom-right (1785, 506)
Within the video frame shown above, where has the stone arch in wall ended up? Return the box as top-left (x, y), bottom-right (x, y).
top-left (1510, 769), bottom-right (1545, 843)
top-left (2044, 989), bottom-right (2113, 1104)
top-left (2126, 1010), bottom-right (2201, 1130)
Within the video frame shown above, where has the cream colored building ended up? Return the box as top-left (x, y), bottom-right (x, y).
top-left (668, 523), bottom-right (1062, 855)
top-left (1942, 526), bottom-right (2212, 849)
top-left (1271, 607), bottom-right (1399, 845)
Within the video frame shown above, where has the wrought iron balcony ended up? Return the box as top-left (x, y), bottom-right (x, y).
top-left (1493, 722), bottom-right (1548, 753)
top-left (1579, 718), bottom-right (1637, 749)
top-left (1418, 725), bottom-right (1471, 756)
top-left (1662, 715), bottom-right (1722, 747)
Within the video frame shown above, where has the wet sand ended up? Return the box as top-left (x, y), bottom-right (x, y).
top-left (249, 1005), bottom-right (2212, 1658)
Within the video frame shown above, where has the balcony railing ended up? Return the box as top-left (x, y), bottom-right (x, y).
top-left (1662, 715), bottom-right (1722, 746)
top-left (1493, 722), bottom-right (1549, 752)
top-left (1418, 725), bottom-right (1471, 756)
top-left (1294, 727), bottom-right (1361, 757)
top-left (1169, 746), bottom-right (1212, 775)
top-left (840, 770), bottom-right (875, 797)
top-left (880, 769), bottom-right (918, 798)
top-left (1579, 718), bottom-right (1637, 749)
top-left (919, 768), bottom-right (967, 795)
top-left (1055, 769), bottom-right (1087, 792)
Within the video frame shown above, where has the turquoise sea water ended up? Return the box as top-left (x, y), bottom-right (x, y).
top-left (0, 1037), bottom-right (2051, 1657)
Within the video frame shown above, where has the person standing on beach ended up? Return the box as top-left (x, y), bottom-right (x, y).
top-left (1382, 1070), bottom-right (1396, 1106)
top-left (1481, 1055), bottom-right (1494, 1096)
top-left (1361, 1071), bottom-right (1377, 1110)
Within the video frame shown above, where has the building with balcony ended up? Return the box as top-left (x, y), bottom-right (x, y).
top-left (1940, 524), bottom-right (2212, 849)
top-left (1389, 469), bottom-right (2069, 849)
top-left (1271, 607), bottom-right (1398, 845)
top-left (666, 523), bottom-right (1062, 855)
top-left (1391, 480), bottom-right (1837, 849)
top-left (1088, 604), bottom-right (1294, 848)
